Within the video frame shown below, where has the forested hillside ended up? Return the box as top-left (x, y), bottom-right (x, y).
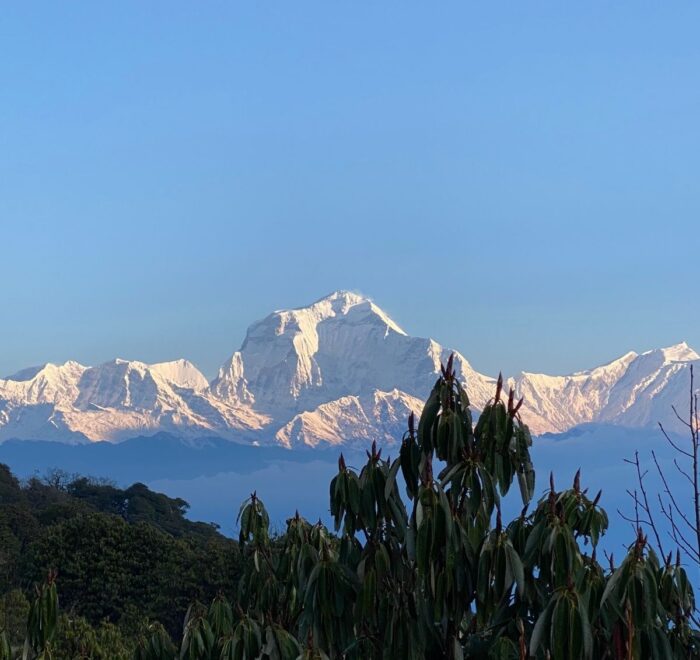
top-left (0, 465), bottom-right (240, 655)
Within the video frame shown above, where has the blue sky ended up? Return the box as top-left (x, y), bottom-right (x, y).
top-left (1, 3), bottom-right (699, 379)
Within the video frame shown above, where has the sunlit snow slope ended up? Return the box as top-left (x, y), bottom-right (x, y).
top-left (1, 291), bottom-right (697, 445)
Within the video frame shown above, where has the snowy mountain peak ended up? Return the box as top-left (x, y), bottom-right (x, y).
top-left (642, 342), bottom-right (699, 364)
top-left (1, 293), bottom-right (698, 446)
top-left (309, 289), bottom-right (370, 309)
top-left (277, 290), bottom-right (407, 337)
top-left (5, 360), bottom-right (86, 383)
top-left (573, 350), bottom-right (639, 379)
top-left (319, 290), bottom-right (407, 336)
top-left (149, 359), bottom-right (209, 392)
top-left (0, 361), bottom-right (87, 409)
top-left (511, 342), bottom-right (700, 435)
top-left (211, 291), bottom-right (413, 414)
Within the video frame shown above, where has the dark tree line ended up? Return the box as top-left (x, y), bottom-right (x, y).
top-left (0, 465), bottom-right (241, 656)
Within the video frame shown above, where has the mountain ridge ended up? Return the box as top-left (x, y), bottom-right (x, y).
top-left (1, 291), bottom-right (696, 446)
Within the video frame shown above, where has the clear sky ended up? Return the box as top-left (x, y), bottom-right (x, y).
top-left (1, 3), bottom-right (699, 379)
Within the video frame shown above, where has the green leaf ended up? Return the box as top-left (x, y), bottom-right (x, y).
top-left (417, 383), bottom-right (441, 451)
top-left (385, 458), bottom-right (401, 501)
top-left (416, 519), bottom-right (431, 574)
top-left (600, 562), bottom-right (624, 606)
top-left (550, 597), bottom-right (568, 660)
top-left (506, 543), bottom-right (525, 598)
top-left (575, 590), bottom-right (593, 660)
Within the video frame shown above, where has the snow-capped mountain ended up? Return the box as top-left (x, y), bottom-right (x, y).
top-left (0, 359), bottom-right (268, 444)
top-left (510, 342), bottom-right (699, 434)
top-left (211, 291), bottom-right (496, 419)
top-left (275, 389), bottom-right (425, 449)
top-left (1, 291), bottom-right (697, 446)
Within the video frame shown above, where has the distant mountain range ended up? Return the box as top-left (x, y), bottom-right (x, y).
top-left (1, 291), bottom-right (697, 447)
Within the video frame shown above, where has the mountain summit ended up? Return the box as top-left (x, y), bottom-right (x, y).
top-left (1, 294), bottom-right (697, 445)
top-left (212, 290), bottom-right (492, 418)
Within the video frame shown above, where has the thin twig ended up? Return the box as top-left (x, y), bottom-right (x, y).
top-left (659, 499), bottom-right (700, 562)
top-left (652, 451), bottom-right (698, 533)
top-left (671, 405), bottom-right (692, 430)
top-left (625, 451), bottom-right (666, 558)
top-left (690, 366), bottom-right (700, 564)
top-left (673, 458), bottom-right (694, 487)
top-left (658, 422), bottom-right (693, 459)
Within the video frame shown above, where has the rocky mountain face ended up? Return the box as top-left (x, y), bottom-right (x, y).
top-left (1, 291), bottom-right (697, 446)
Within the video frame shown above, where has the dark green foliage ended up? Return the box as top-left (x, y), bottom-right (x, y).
top-left (0, 468), bottom-right (241, 645)
top-left (65, 478), bottom-right (221, 541)
top-left (134, 622), bottom-right (177, 660)
top-left (24, 513), bottom-right (238, 635)
top-left (163, 362), bottom-right (697, 659)
top-left (0, 590), bottom-right (29, 648)
top-left (51, 614), bottom-right (133, 660)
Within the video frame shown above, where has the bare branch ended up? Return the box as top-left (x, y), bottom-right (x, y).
top-left (617, 509), bottom-right (640, 535)
top-left (624, 451), bottom-right (666, 558)
top-left (659, 499), bottom-right (700, 563)
top-left (624, 367), bottom-right (700, 578)
top-left (652, 451), bottom-right (697, 533)
top-left (658, 422), bottom-right (693, 459)
top-left (673, 458), bottom-right (694, 487)
top-left (671, 405), bottom-right (693, 430)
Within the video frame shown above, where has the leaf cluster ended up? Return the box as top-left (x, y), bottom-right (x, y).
top-left (165, 363), bottom-right (699, 658)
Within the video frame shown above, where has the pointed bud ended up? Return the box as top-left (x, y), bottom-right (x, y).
top-left (513, 396), bottom-right (524, 416)
top-left (446, 352), bottom-right (454, 377)
top-left (593, 490), bottom-right (602, 506)
top-left (495, 372), bottom-right (503, 403)
top-left (338, 453), bottom-right (346, 471)
top-left (507, 388), bottom-right (515, 414)
top-left (573, 469), bottom-right (581, 493)
top-left (408, 411), bottom-right (415, 436)
top-left (549, 472), bottom-right (555, 492)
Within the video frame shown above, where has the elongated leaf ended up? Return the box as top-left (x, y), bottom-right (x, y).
top-left (385, 458), bottom-right (401, 501)
top-left (506, 543), bottom-right (525, 598)
top-left (530, 600), bottom-right (554, 656)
